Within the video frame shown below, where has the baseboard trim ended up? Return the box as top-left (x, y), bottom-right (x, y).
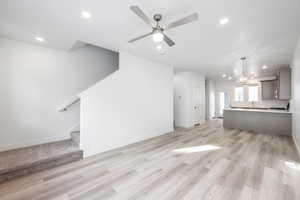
top-left (82, 127), bottom-right (174, 158)
top-left (0, 134), bottom-right (70, 152)
top-left (292, 132), bottom-right (300, 158)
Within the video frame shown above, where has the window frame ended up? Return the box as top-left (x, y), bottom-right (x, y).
top-left (248, 85), bottom-right (259, 102)
top-left (234, 87), bottom-right (244, 102)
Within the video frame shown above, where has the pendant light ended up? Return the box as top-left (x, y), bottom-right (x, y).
top-left (239, 57), bottom-right (249, 84)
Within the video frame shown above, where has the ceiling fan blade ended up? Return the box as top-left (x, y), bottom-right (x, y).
top-left (164, 13), bottom-right (199, 30)
top-left (163, 34), bottom-right (175, 47)
top-left (130, 6), bottom-right (153, 27)
top-left (128, 32), bottom-right (153, 43)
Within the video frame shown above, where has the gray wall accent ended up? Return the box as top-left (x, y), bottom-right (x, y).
top-left (0, 37), bottom-right (118, 151)
top-left (224, 110), bottom-right (292, 136)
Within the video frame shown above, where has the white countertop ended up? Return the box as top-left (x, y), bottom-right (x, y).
top-left (224, 108), bottom-right (292, 114)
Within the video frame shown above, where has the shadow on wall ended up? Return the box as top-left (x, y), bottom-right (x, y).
top-left (0, 37), bottom-right (119, 151)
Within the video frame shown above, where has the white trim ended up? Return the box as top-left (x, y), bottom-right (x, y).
top-left (0, 134), bottom-right (70, 152)
top-left (292, 132), bottom-right (300, 158)
top-left (57, 96), bottom-right (80, 112)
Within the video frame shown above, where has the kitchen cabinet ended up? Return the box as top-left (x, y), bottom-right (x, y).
top-left (224, 109), bottom-right (292, 136)
top-left (261, 80), bottom-right (277, 100)
top-left (278, 68), bottom-right (291, 100)
top-left (261, 67), bottom-right (291, 100)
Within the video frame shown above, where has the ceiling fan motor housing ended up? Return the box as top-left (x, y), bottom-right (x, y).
top-left (153, 14), bottom-right (162, 22)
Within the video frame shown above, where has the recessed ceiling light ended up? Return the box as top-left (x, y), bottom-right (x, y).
top-left (228, 76), bottom-right (232, 80)
top-left (81, 11), bottom-right (92, 19)
top-left (219, 17), bottom-right (229, 25)
top-left (35, 36), bottom-right (45, 42)
top-left (159, 51), bottom-right (166, 55)
top-left (262, 65), bottom-right (268, 70)
top-left (156, 45), bottom-right (162, 50)
top-left (222, 74), bottom-right (227, 78)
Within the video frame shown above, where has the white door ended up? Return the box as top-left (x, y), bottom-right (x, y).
top-left (193, 87), bottom-right (204, 125)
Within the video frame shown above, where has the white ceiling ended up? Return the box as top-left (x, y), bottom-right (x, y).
top-left (1, 0), bottom-right (300, 78)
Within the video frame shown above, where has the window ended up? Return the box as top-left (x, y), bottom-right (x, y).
top-left (248, 85), bottom-right (259, 102)
top-left (235, 87), bottom-right (244, 102)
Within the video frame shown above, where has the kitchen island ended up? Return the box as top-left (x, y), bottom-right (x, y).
top-left (223, 108), bottom-right (292, 136)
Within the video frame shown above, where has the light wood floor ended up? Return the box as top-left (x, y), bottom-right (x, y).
top-left (0, 120), bottom-right (299, 200)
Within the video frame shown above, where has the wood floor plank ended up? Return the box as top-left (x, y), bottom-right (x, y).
top-left (0, 119), bottom-right (299, 200)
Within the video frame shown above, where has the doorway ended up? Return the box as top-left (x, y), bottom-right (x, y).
top-left (193, 87), bottom-right (204, 125)
top-left (219, 92), bottom-right (229, 117)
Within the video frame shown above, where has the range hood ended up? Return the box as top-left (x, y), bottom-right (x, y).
top-left (258, 76), bottom-right (277, 82)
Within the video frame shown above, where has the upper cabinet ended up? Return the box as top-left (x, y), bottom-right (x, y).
top-left (278, 68), bottom-right (291, 100)
top-left (261, 80), bottom-right (277, 100)
top-left (261, 67), bottom-right (291, 100)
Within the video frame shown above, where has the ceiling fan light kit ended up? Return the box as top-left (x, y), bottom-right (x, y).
top-left (152, 31), bottom-right (164, 42)
top-left (128, 5), bottom-right (199, 47)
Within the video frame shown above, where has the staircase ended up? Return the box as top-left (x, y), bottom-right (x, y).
top-left (71, 130), bottom-right (80, 146)
top-left (0, 133), bottom-right (83, 183)
top-left (0, 42), bottom-right (119, 183)
top-left (0, 98), bottom-right (83, 183)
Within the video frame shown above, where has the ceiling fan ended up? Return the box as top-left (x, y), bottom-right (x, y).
top-left (128, 6), bottom-right (199, 47)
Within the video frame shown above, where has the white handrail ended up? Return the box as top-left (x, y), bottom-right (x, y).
top-left (58, 97), bottom-right (80, 112)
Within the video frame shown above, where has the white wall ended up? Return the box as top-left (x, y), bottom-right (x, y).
top-left (80, 52), bottom-right (174, 157)
top-left (205, 79), bottom-right (216, 119)
top-left (0, 38), bottom-right (118, 151)
top-left (174, 71), bottom-right (206, 128)
top-left (291, 36), bottom-right (300, 150)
